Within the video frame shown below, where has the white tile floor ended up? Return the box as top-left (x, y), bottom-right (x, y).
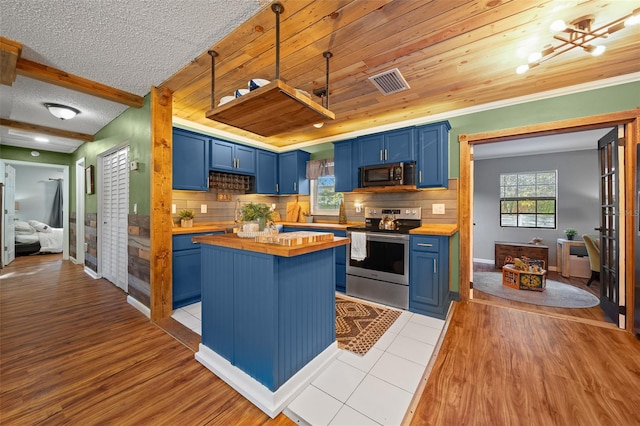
top-left (172, 299), bottom-right (445, 426)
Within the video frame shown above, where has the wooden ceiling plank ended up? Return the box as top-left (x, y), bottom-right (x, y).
top-left (16, 58), bottom-right (144, 108)
top-left (0, 36), bottom-right (22, 86)
top-left (0, 118), bottom-right (94, 141)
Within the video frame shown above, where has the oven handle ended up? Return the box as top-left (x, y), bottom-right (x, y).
top-left (347, 231), bottom-right (409, 242)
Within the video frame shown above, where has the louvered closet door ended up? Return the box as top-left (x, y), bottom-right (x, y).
top-left (101, 146), bottom-right (129, 291)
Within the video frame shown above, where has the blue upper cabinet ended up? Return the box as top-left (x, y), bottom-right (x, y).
top-left (210, 139), bottom-right (256, 175)
top-left (358, 128), bottom-right (414, 167)
top-left (333, 139), bottom-right (357, 192)
top-left (415, 121), bottom-right (450, 189)
top-left (278, 150), bottom-right (310, 195)
top-left (256, 149), bottom-right (278, 194)
top-left (172, 128), bottom-right (210, 191)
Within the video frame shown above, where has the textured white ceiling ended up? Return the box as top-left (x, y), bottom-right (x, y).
top-left (0, 0), bottom-right (264, 152)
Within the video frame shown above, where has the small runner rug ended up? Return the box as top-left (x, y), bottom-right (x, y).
top-left (336, 296), bottom-right (401, 355)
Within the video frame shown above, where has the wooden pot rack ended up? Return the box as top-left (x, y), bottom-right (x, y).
top-left (205, 2), bottom-right (334, 137)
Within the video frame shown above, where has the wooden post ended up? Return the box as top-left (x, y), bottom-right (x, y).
top-left (458, 133), bottom-right (470, 302)
top-left (150, 86), bottom-right (173, 321)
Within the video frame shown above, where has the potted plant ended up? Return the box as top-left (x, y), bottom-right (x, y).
top-left (178, 209), bottom-right (195, 228)
top-left (240, 202), bottom-right (273, 231)
top-left (564, 228), bottom-right (577, 240)
top-left (301, 211), bottom-right (313, 223)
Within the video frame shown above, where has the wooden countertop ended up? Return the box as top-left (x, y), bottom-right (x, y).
top-left (410, 224), bottom-right (458, 236)
top-left (193, 233), bottom-right (350, 257)
top-left (172, 223), bottom-right (232, 235)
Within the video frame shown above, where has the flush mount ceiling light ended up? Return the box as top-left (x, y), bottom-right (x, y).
top-left (44, 103), bottom-right (81, 120)
top-left (516, 7), bottom-right (640, 74)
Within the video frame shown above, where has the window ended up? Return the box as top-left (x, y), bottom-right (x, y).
top-left (311, 175), bottom-right (343, 216)
top-left (500, 171), bottom-right (556, 228)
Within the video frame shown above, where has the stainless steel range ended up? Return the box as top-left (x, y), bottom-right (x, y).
top-left (346, 207), bottom-right (421, 309)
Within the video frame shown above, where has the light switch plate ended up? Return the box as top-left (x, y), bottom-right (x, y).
top-left (171, 204), bottom-right (176, 214)
top-left (432, 203), bottom-right (445, 214)
top-left (201, 204), bottom-right (208, 213)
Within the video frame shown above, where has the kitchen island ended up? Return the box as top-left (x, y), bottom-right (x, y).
top-left (192, 233), bottom-right (349, 417)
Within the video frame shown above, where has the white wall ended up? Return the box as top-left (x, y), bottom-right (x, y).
top-left (473, 149), bottom-right (599, 267)
top-left (14, 164), bottom-right (64, 224)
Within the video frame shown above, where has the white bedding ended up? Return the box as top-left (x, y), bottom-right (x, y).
top-left (14, 220), bottom-right (63, 253)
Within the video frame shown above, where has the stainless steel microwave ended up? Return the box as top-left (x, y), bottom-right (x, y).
top-left (360, 161), bottom-right (416, 187)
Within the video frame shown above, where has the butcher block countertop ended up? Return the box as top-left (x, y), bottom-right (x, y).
top-left (410, 224), bottom-right (458, 236)
top-left (193, 233), bottom-right (349, 257)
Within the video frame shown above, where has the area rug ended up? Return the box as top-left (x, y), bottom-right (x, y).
top-left (473, 272), bottom-right (599, 308)
top-left (336, 296), bottom-right (401, 355)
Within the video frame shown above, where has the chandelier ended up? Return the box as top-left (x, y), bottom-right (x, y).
top-left (516, 8), bottom-right (640, 74)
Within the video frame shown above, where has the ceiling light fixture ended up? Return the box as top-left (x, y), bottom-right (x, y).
top-left (516, 7), bottom-right (640, 74)
top-left (44, 103), bottom-right (81, 120)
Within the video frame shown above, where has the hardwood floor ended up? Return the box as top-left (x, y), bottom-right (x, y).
top-left (4, 255), bottom-right (639, 425)
top-left (0, 255), bottom-right (293, 425)
top-left (410, 301), bottom-right (640, 426)
top-left (472, 262), bottom-right (608, 323)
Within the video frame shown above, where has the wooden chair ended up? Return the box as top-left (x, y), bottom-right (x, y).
top-left (582, 234), bottom-right (600, 286)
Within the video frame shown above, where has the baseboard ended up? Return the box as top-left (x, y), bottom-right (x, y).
top-left (83, 266), bottom-right (100, 279)
top-left (196, 342), bottom-right (340, 418)
top-left (127, 296), bottom-right (151, 318)
top-left (473, 258), bottom-right (494, 265)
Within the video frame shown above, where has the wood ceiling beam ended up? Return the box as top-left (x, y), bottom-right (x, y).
top-left (0, 36), bottom-right (22, 86)
top-left (0, 118), bottom-right (94, 142)
top-left (16, 58), bottom-right (144, 108)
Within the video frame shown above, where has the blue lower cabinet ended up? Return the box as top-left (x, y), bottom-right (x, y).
top-left (172, 232), bottom-right (222, 309)
top-left (409, 235), bottom-right (450, 318)
top-left (284, 227), bottom-right (346, 293)
top-left (201, 244), bottom-right (336, 391)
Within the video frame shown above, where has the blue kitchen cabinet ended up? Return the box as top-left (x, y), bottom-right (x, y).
top-left (172, 232), bottom-right (222, 309)
top-left (284, 226), bottom-right (347, 293)
top-left (210, 139), bottom-right (256, 175)
top-left (278, 150), bottom-right (310, 195)
top-left (200, 243), bottom-right (336, 391)
top-left (357, 127), bottom-right (414, 166)
top-left (333, 139), bottom-right (357, 192)
top-left (172, 128), bottom-right (210, 191)
top-left (409, 235), bottom-right (450, 319)
top-left (415, 121), bottom-right (450, 188)
top-left (256, 149), bottom-right (279, 194)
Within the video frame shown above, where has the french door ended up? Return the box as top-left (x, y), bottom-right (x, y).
top-left (100, 146), bottom-right (129, 291)
top-left (597, 127), bottom-right (623, 325)
top-left (2, 165), bottom-right (16, 266)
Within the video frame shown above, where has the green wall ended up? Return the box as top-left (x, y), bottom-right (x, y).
top-left (0, 145), bottom-right (72, 165)
top-left (445, 81), bottom-right (640, 178)
top-left (72, 94), bottom-right (152, 214)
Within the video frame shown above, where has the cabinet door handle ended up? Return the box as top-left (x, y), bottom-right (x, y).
top-left (237, 158), bottom-right (240, 168)
top-left (419, 170), bottom-right (422, 183)
top-left (417, 243), bottom-right (433, 247)
top-left (294, 182), bottom-right (297, 191)
top-left (276, 183), bottom-right (279, 193)
top-left (434, 259), bottom-right (437, 274)
top-left (380, 150), bottom-right (383, 161)
top-left (385, 149), bottom-right (388, 161)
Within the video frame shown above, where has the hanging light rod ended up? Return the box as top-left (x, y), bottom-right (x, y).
top-left (516, 7), bottom-right (640, 74)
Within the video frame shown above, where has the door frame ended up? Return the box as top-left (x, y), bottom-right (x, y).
top-left (75, 157), bottom-right (85, 265)
top-left (0, 159), bottom-right (70, 262)
top-left (459, 108), bottom-right (639, 332)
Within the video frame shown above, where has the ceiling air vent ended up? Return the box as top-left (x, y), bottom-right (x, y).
top-left (368, 68), bottom-right (410, 95)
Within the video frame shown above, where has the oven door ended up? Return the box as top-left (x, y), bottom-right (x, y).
top-left (346, 232), bottom-right (409, 285)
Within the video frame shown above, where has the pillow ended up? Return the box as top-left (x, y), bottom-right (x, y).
top-left (15, 221), bottom-right (35, 234)
top-left (28, 220), bottom-right (52, 233)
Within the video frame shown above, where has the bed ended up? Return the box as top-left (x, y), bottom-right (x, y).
top-left (15, 220), bottom-right (63, 256)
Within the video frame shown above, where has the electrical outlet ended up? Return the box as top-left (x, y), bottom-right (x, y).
top-left (432, 203), bottom-right (445, 214)
top-left (171, 204), bottom-right (176, 214)
top-left (201, 204), bottom-right (207, 213)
